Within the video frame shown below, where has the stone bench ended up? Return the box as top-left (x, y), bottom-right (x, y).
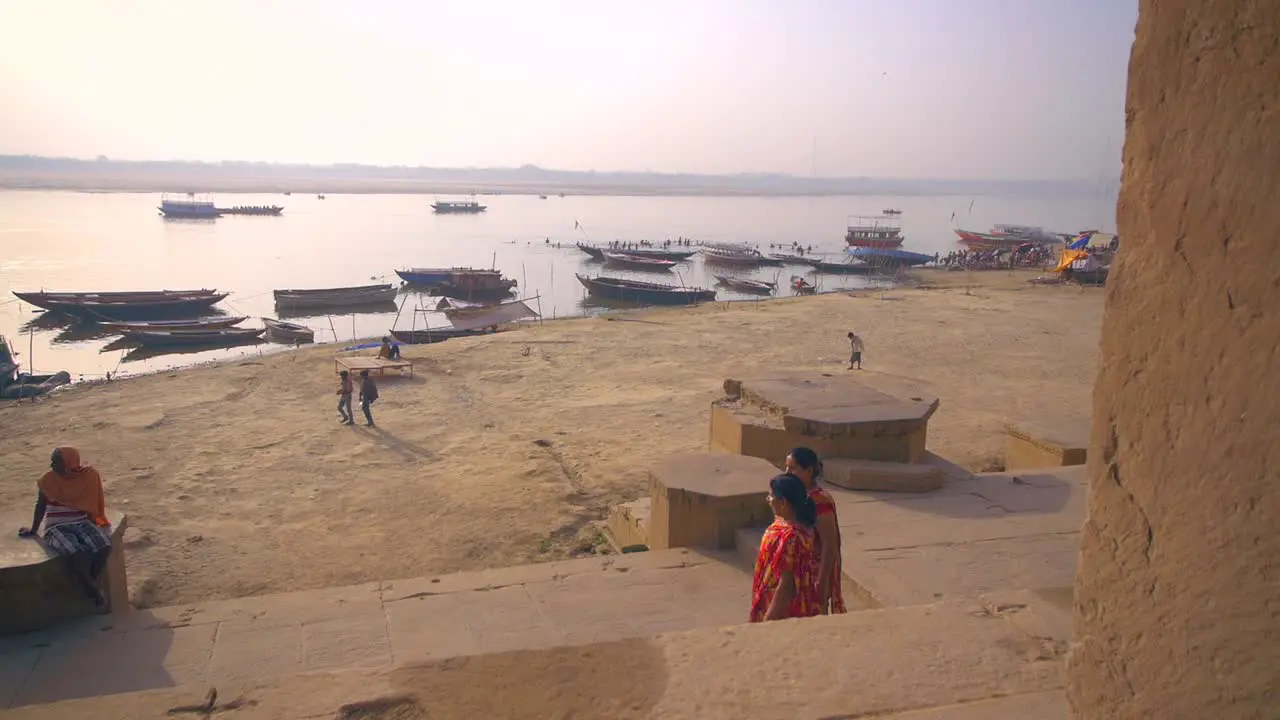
top-left (0, 510), bottom-right (129, 636)
top-left (648, 453), bottom-right (777, 551)
top-left (1004, 418), bottom-right (1089, 471)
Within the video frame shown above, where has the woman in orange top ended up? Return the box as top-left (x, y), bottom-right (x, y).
top-left (786, 447), bottom-right (846, 614)
top-left (750, 473), bottom-right (822, 622)
top-left (17, 447), bottom-right (113, 607)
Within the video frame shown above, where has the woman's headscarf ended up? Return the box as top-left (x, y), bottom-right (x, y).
top-left (37, 447), bottom-right (108, 527)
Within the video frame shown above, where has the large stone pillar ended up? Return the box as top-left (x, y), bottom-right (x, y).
top-left (1067, 1), bottom-right (1279, 717)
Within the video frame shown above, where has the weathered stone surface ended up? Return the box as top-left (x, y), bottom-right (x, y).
top-left (604, 497), bottom-right (651, 551)
top-left (647, 453), bottom-right (775, 550)
top-left (0, 510), bottom-right (130, 636)
top-left (1068, 3), bottom-right (1280, 717)
top-left (1004, 418), bottom-right (1089, 470)
top-left (4, 598), bottom-right (1069, 720)
top-left (824, 458), bottom-right (946, 493)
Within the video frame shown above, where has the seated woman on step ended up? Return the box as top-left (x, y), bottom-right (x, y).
top-left (786, 447), bottom-right (846, 614)
top-left (750, 473), bottom-right (821, 622)
top-left (17, 447), bottom-right (114, 608)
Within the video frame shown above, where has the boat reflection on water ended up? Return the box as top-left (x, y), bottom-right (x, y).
top-left (274, 302), bottom-right (400, 321)
top-left (100, 337), bottom-right (268, 364)
top-left (52, 322), bottom-right (117, 345)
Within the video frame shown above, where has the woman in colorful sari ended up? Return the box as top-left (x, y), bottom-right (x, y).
top-left (750, 473), bottom-right (822, 622)
top-left (17, 447), bottom-right (113, 607)
top-left (786, 447), bottom-right (846, 614)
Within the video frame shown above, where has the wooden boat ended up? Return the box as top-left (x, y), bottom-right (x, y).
top-left (810, 260), bottom-right (876, 275)
top-left (714, 275), bottom-right (775, 295)
top-left (118, 327), bottom-right (266, 347)
top-left (577, 243), bottom-right (695, 262)
top-left (602, 252), bottom-right (676, 271)
top-left (882, 208), bottom-right (902, 215)
top-left (14, 289), bottom-right (222, 312)
top-left (769, 253), bottom-right (814, 265)
top-left (846, 247), bottom-right (935, 267)
top-left (99, 316), bottom-right (247, 333)
top-left (701, 248), bottom-right (762, 267)
top-left (390, 327), bottom-right (500, 345)
top-left (22, 292), bottom-right (230, 319)
top-left (273, 284), bottom-right (398, 310)
top-left (262, 317), bottom-right (316, 343)
top-left (218, 205), bottom-right (284, 216)
top-left (791, 276), bottom-right (817, 295)
top-left (396, 268), bottom-right (460, 285)
top-left (431, 270), bottom-right (518, 301)
top-left (575, 274), bottom-right (715, 305)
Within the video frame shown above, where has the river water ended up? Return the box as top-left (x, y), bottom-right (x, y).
top-left (0, 190), bottom-right (1110, 378)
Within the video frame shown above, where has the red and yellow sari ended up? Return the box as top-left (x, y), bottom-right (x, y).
top-left (750, 519), bottom-right (821, 622)
top-left (809, 486), bottom-right (847, 614)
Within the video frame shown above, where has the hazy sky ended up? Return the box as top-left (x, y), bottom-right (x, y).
top-left (0, 0), bottom-right (1137, 179)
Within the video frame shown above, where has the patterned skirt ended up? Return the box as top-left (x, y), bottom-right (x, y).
top-left (43, 520), bottom-right (112, 556)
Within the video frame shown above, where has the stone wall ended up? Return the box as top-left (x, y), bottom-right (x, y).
top-left (1067, 1), bottom-right (1280, 717)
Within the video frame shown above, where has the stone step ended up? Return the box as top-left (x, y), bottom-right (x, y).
top-left (823, 457), bottom-right (946, 493)
top-left (0, 548), bottom-right (750, 709)
top-left (5, 594), bottom-right (1071, 719)
top-left (604, 497), bottom-right (651, 551)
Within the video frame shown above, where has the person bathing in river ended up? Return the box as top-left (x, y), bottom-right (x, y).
top-left (749, 473), bottom-right (822, 622)
top-left (18, 447), bottom-right (113, 607)
top-left (786, 447), bottom-right (846, 614)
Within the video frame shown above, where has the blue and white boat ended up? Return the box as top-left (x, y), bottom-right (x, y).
top-left (396, 268), bottom-right (457, 285)
top-left (846, 246), bottom-right (935, 267)
top-left (158, 193), bottom-right (221, 219)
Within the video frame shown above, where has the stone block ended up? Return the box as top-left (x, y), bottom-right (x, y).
top-left (604, 498), bottom-right (651, 552)
top-left (712, 373), bottom-right (938, 464)
top-left (823, 458), bottom-right (946, 493)
top-left (1003, 419), bottom-right (1088, 471)
top-left (0, 511), bottom-right (130, 637)
top-left (648, 453), bottom-right (776, 551)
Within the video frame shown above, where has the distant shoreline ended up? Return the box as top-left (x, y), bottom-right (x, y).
top-left (0, 173), bottom-right (962, 198)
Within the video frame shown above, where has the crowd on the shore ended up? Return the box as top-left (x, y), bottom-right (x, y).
top-left (936, 244), bottom-right (1056, 270)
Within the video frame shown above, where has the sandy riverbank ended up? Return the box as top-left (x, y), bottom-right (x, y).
top-left (0, 270), bottom-right (1104, 608)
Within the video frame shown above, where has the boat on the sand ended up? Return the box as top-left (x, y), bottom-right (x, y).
top-left (575, 274), bottom-right (715, 305)
top-left (713, 275), bottom-right (776, 295)
top-left (390, 327), bottom-right (500, 345)
top-left (272, 284), bottom-right (398, 311)
top-left (262, 318), bottom-right (316, 343)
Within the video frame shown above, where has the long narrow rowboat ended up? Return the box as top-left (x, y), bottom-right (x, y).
top-left (602, 252), bottom-right (676, 271)
top-left (33, 293), bottom-right (230, 319)
top-left (14, 289), bottom-right (225, 315)
top-left (713, 275), bottom-right (776, 295)
top-left (99, 316), bottom-right (247, 333)
top-left (118, 327), bottom-right (266, 347)
top-left (273, 284), bottom-right (398, 311)
top-left (576, 274), bottom-right (716, 305)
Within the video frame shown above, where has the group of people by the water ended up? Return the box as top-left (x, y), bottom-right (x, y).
top-left (767, 241), bottom-right (816, 254)
top-left (937, 244), bottom-right (1055, 270)
top-left (751, 447), bottom-right (846, 621)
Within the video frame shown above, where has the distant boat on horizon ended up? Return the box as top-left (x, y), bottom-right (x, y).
top-left (432, 196), bottom-right (487, 214)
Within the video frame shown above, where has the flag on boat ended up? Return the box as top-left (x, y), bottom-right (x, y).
top-left (1065, 231), bottom-right (1096, 250)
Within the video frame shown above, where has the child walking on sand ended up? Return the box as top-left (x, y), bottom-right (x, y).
top-left (847, 332), bottom-right (865, 370)
top-left (336, 370), bottom-right (354, 425)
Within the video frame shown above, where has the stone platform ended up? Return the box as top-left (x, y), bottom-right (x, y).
top-left (0, 510), bottom-right (130, 636)
top-left (646, 453), bottom-right (776, 551)
top-left (835, 465), bottom-right (1088, 607)
top-left (4, 592), bottom-right (1072, 719)
top-left (1003, 418), bottom-right (1089, 470)
top-left (710, 374), bottom-right (939, 466)
top-left (0, 548), bottom-right (749, 709)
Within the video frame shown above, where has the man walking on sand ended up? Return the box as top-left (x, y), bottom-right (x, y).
top-left (358, 370), bottom-right (378, 427)
top-left (336, 370), bottom-right (354, 425)
top-left (847, 331), bottom-right (865, 370)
